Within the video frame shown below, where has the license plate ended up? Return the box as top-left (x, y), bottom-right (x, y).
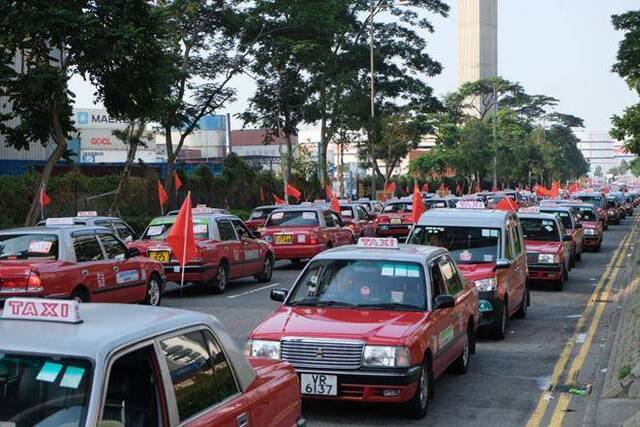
top-left (148, 250), bottom-right (170, 263)
top-left (300, 373), bottom-right (337, 396)
top-left (275, 234), bottom-right (293, 245)
top-left (390, 218), bottom-right (402, 224)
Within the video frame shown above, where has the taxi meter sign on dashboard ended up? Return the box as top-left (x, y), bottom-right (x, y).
top-left (357, 237), bottom-right (399, 249)
top-left (2, 298), bottom-right (82, 324)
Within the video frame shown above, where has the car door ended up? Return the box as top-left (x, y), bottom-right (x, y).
top-left (439, 256), bottom-right (468, 354)
top-left (216, 219), bottom-right (246, 278)
top-left (429, 259), bottom-right (458, 377)
top-left (97, 231), bottom-right (146, 303)
top-left (322, 211), bottom-right (338, 245)
top-left (231, 218), bottom-right (263, 275)
top-left (357, 206), bottom-right (376, 237)
top-left (510, 219), bottom-right (527, 311)
top-left (71, 230), bottom-right (111, 302)
top-left (158, 329), bottom-right (249, 427)
top-left (330, 211), bottom-right (352, 245)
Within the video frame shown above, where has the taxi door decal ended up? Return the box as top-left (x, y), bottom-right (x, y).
top-left (438, 325), bottom-right (454, 348)
top-left (244, 249), bottom-right (260, 261)
top-left (116, 270), bottom-right (140, 284)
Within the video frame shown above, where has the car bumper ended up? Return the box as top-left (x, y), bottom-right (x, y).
top-left (273, 244), bottom-right (326, 260)
top-left (583, 235), bottom-right (601, 246)
top-left (295, 367), bottom-right (421, 403)
top-left (477, 291), bottom-right (502, 329)
top-left (162, 263), bottom-right (217, 283)
top-left (527, 263), bottom-right (563, 281)
top-left (376, 224), bottom-right (411, 236)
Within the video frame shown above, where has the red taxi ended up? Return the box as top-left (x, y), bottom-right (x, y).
top-left (259, 206), bottom-right (354, 264)
top-left (129, 209), bottom-right (274, 294)
top-left (571, 191), bottom-right (607, 229)
top-left (339, 203), bottom-right (377, 238)
top-left (557, 202), bottom-right (603, 252)
top-left (376, 199), bottom-right (415, 237)
top-left (0, 222), bottom-right (164, 305)
top-left (247, 238), bottom-right (479, 418)
top-left (539, 205), bottom-right (584, 266)
top-left (518, 211), bottom-right (572, 290)
top-left (246, 205), bottom-right (279, 231)
top-left (0, 299), bottom-right (304, 426)
top-left (407, 207), bottom-right (529, 340)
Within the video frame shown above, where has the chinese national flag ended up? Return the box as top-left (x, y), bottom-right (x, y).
top-left (285, 183), bottom-right (301, 201)
top-left (412, 184), bottom-right (426, 223)
top-left (39, 188), bottom-right (51, 207)
top-left (325, 184), bottom-right (333, 200)
top-left (157, 181), bottom-right (169, 207)
top-left (330, 194), bottom-right (341, 214)
top-left (495, 197), bottom-right (519, 212)
top-left (259, 186), bottom-right (265, 203)
top-left (174, 173), bottom-right (183, 192)
top-left (273, 194), bottom-right (286, 205)
top-left (166, 193), bottom-right (198, 268)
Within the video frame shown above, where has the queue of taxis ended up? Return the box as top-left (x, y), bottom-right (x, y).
top-left (338, 203), bottom-right (378, 238)
top-left (538, 204), bottom-right (584, 266)
top-left (129, 208), bottom-right (274, 294)
top-left (556, 201), bottom-right (604, 251)
top-left (0, 220), bottom-right (165, 306)
top-left (0, 298), bottom-right (304, 427)
top-left (246, 237), bottom-right (479, 419)
top-left (407, 204), bottom-right (529, 339)
top-left (246, 205), bottom-right (279, 231)
top-left (258, 205), bottom-right (354, 263)
top-left (375, 198), bottom-right (415, 238)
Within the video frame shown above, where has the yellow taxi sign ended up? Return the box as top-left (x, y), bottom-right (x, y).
top-left (357, 237), bottom-right (399, 249)
top-left (2, 298), bottom-right (82, 324)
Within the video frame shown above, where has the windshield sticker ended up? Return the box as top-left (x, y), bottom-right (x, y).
top-left (460, 250), bottom-right (472, 262)
top-left (482, 229), bottom-right (490, 237)
top-left (360, 286), bottom-right (371, 297)
top-left (407, 265), bottom-right (420, 278)
top-left (302, 212), bottom-right (316, 220)
top-left (271, 212), bottom-right (284, 220)
top-left (391, 291), bottom-right (404, 303)
top-left (542, 220), bottom-right (554, 226)
top-left (440, 263), bottom-right (453, 279)
top-left (544, 225), bottom-right (554, 232)
top-left (381, 264), bottom-right (395, 276)
top-left (439, 325), bottom-right (454, 347)
top-left (425, 226), bottom-right (445, 233)
top-left (193, 224), bottom-right (208, 234)
top-left (36, 362), bottom-right (63, 383)
top-left (395, 264), bottom-right (408, 277)
top-left (341, 210), bottom-right (353, 216)
top-left (116, 270), bottom-right (140, 284)
top-left (484, 255), bottom-right (494, 262)
top-left (29, 241), bottom-right (53, 254)
top-left (147, 225), bottom-right (164, 236)
top-left (60, 366), bottom-right (85, 389)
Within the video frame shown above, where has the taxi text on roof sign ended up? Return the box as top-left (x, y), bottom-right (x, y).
top-left (519, 206), bottom-right (540, 213)
top-left (1, 298), bottom-right (82, 324)
top-left (77, 211), bottom-right (98, 217)
top-left (357, 237), bottom-right (399, 249)
top-left (192, 206), bottom-right (214, 214)
top-left (456, 200), bottom-right (486, 209)
top-left (45, 218), bottom-right (76, 226)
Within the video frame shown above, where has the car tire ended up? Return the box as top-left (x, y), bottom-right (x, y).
top-left (211, 262), bottom-right (228, 294)
top-left (71, 288), bottom-right (90, 303)
top-left (595, 242), bottom-right (602, 252)
top-left (256, 254), bottom-right (274, 283)
top-left (514, 285), bottom-right (529, 319)
top-left (450, 325), bottom-right (472, 374)
top-left (404, 356), bottom-right (432, 419)
top-left (490, 299), bottom-right (507, 340)
top-left (554, 267), bottom-right (567, 291)
top-left (143, 275), bottom-right (162, 306)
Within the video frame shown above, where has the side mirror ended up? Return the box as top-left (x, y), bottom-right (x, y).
top-left (562, 235), bottom-right (573, 242)
top-left (494, 258), bottom-right (511, 270)
top-left (434, 294), bottom-right (455, 310)
top-left (575, 223), bottom-right (583, 229)
top-left (270, 288), bottom-right (288, 302)
top-left (252, 230), bottom-right (262, 239)
top-left (126, 248), bottom-right (140, 259)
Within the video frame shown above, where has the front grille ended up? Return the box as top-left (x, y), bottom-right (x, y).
top-left (281, 339), bottom-right (364, 370)
top-left (527, 252), bottom-right (538, 264)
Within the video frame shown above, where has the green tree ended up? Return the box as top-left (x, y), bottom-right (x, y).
top-left (629, 158), bottom-right (640, 177)
top-left (610, 11), bottom-right (640, 154)
top-left (619, 159), bottom-right (630, 175)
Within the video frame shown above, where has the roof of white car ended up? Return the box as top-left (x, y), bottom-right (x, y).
top-left (517, 212), bottom-right (560, 221)
top-left (416, 208), bottom-right (511, 228)
top-left (315, 243), bottom-right (446, 262)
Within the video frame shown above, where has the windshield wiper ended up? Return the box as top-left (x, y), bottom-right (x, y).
top-left (355, 302), bottom-right (423, 310)
top-left (289, 300), bottom-right (356, 308)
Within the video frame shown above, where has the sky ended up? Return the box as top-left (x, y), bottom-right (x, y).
top-left (70, 0), bottom-right (640, 132)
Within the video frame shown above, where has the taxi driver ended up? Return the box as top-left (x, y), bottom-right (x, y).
top-left (322, 268), bottom-right (365, 303)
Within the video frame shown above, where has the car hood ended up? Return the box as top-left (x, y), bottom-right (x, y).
top-left (456, 263), bottom-right (496, 281)
top-left (525, 240), bottom-right (562, 253)
top-left (251, 306), bottom-right (429, 345)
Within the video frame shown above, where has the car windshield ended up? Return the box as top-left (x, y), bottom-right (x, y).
top-left (0, 234), bottom-right (59, 260)
top-left (383, 203), bottom-right (412, 213)
top-left (575, 196), bottom-right (603, 208)
top-left (424, 200), bottom-right (448, 209)
top-left (540, 210), bottom-right (573, 229)
top-left (265, 211), bottom-right (319, 227)
top-left (287, 259), bottom-right (426, 310)
top-left (0, 353), bottom-right (93, 427)
top-left (408, 225), bottom-right (501, 264)
top-left (606, 200), bottom-right (617, 208)
top-left (575, 207), bottom-right (597, 221)
top-left (340, 207), bottom-right (354, 218)
top-left (250, 207), bottom-right (276, 219)
top-left (520, 218), bottom-right (560, 242)
top-left (142, 219), bottom-right (209, 240)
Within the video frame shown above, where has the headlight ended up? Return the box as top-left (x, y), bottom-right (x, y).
top-left (584, 228), bottom-right (596, 235)
top-left (362, 345), bottom-right (411, 368)
top-left (474, 277), bottom-right (497, 292)
top-left (245, 339), bottom-right (280, 359)
top-left (538, 253), bottom-right (559, 264)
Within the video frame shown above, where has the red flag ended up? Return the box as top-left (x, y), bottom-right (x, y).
top-left (174, 173), bottom-right (183, 192)
top-left (39, 188), bottom-right (51, 207)
top-left (286, 183), bottom-right (301, 201)
top-left (412, 184), bottom-right (426, 223)
top-left (550, 181), bottom-right (560, 199)
top-left (157, 181), bottom-right (169, 207)
top-left (384, 181), bottom-right (396, 194)
top-left (536, 185), bottom-right (551, 197)
top-left (421, 183), bottom-right (429, 193)
top-left (273, 194), bottom-right (286, 205)
top-left (259, 186), bottom-right (265, 203)
top-left (325, 184), bottom-right (333, 200)
top-left (330, 194), bottom-right (341, 214)
top-left (495, 197), bottom-right (519, 212)
top-left (166, 193), bottom-right (198, 269)
top-left (567, 182), bottom-right (579, 194)
top-left (455, 184), bottom-right (461, 196)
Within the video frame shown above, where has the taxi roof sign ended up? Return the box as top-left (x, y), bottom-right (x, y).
top-left (77, 211), bottom-right (98, 217)
top-left (357, 237), bottom-right (399, 249)
top-left (2, 298), bottom-right (82, 324)
top-left (519, 206), bottom-right (540, 213)
top-left (45, 217), bottom-right (75, 226)
top-left (456, 200), bottom-right (486, 209)
top-left (192, 206), bottom-right (213, 214)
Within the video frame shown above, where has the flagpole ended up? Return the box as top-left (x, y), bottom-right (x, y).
top-left (40, 186), bottom-right (44, 222)
top-left (180, 191), bottom-right (190, 290)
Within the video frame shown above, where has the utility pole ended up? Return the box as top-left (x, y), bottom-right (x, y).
top-left (492, 85), bottom-right (498, 190)
top-left (369, 0), bottom-right (376, 200)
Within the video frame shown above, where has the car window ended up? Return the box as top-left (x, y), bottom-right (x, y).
top-left (101, 346), bottom-right (163, 426)
top-left (512, 222), bottom-right (523, 256)
top-left (330, 212), bottom-right (342, 226)
top-left (504, 226), bottom-right (514, 261)
top-left (231, 219), bottom-right (252, 239)
top-left (204, 331), bottom-right (240, 401)
top-left (520, 218), bottom-right (561, 242)
top-left (266, 211), bottom-right (319, 227)
top-left (73, 232), bottom-right (105, 262)
top-left (97, 232), bottom-right (127, 259)
top-left (430, 262), bottom-right (447, 305)
top-left (160, 330), bottom-right (239, 422)
top-left (356, 206), bottom-right (369, 220)
top-left (340, 207), bottom-right (354, 218)
top-left (217, 220), bottom-right (237, 241)
top-left (114, 222), bottom-right (135, 242)
top-left (438, 257), bottom-right (463, 295)
top-left (324, 211), bottom-right (336, 227)
top-left (409, 225), bottom-right (501, 264)
top-left (0, 233), bottom-right (59, 260)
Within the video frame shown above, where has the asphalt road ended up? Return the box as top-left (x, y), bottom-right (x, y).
top-left (163, 218), bottom-right (634, 426)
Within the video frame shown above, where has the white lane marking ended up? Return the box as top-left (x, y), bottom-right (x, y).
top-left (226, 283), bottom-right (282, 299)
top-left (576, 333), bottom-right (587, 344)
top-left (566, 314), bottom-right (582, 319)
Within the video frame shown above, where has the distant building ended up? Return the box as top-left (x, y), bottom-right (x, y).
top-left (230, 129), bottom-right (297, 171)
top-left (575, 130), bottom-right (635, 176)
top-left (156, 115), bottom-right (228, 161)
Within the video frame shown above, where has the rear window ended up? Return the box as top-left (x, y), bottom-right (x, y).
top-left (250, 207), bottom-right (276, 219)
top-left (409, 225), bottom-right (501, 264)
top-left (340, 207), bottom-right (354, 217)
top-left (265, 211), bottom-right (319, 227)
top-left (142, 220), bottom-right (209, 240)
top-left (383, 203), bottom-right (412, 213)
top-left (540, 210), bottom-right (572, 229)
top-left (520, 218), bottom-right (560, 242)
top-left (0, 234), bottom-right (59, 260)
top-left (575, 207), bottom-right (597, 222)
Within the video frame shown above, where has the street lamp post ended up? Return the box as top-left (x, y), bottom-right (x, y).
top-left (369, 0), bottom-right (376, 200)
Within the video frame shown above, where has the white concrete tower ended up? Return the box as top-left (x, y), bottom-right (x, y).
top-left (457, 0), bottom-right (498, 86)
